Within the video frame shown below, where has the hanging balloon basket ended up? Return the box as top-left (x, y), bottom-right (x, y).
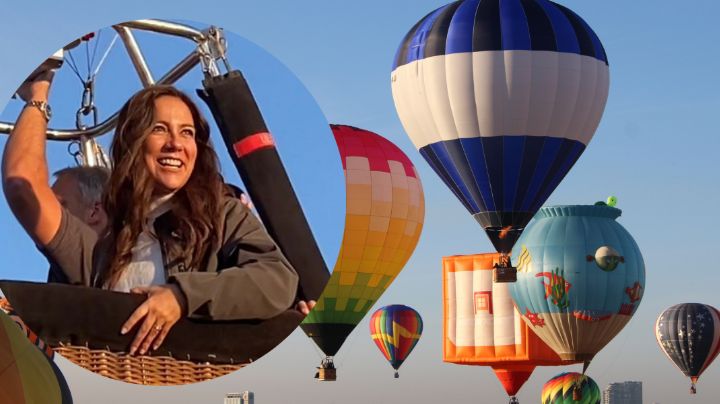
top-left (493, 264), bottom-right (517, 283)
top-left (315, 357), bottom-right (336, 381)
top-left (316, 367), bottom-right (336, 381)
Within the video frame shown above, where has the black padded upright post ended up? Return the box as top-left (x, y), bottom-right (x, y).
top-left (199, 71), bottom-right (330, 301)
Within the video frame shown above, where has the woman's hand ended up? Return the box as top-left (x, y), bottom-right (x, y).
top-left (295, 300), bottom-right (316, 316)
top-left (16, 69), bottom-right (55, 102)
top-left (121, 284), bottom-right (188, 355)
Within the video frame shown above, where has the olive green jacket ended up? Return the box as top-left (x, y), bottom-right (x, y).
top-left (44, 197), bottom-right (299, 320)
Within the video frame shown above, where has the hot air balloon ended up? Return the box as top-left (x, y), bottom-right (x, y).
top-left (508, 204), bottom-right (645, 367)
top-left (391, 0), bottom-right (610, 282)
top-left (541, 372), bottom-right (600, 404)
top-left (301, 125), bottom-right (425, 380)
top-left (443, 253), bottom-right (575, 403)
top-left (1, 310), bottom-right (73, 404)
top-left (655, 303), bottom-right (720, 394)
top-left (369, 304), bottom-right (423, 378)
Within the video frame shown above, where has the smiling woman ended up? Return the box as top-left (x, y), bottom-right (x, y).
top-left (142, 96), bottom-right (198, 194)
top-left (2, 79), bottom-right (299, 359)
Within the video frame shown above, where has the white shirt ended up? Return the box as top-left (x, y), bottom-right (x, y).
top-left (112, 193), bottom-right (175, 293)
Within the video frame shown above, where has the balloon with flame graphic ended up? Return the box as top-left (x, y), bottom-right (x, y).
top-left (369, 305), bottom-right (423, 378)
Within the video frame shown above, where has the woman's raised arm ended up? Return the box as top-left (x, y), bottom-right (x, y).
top-left (2, 74), bottom-right (63, 246)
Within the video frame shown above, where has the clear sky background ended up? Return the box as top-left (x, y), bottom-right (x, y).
top-left (1, 1), bottom-right (719, 403)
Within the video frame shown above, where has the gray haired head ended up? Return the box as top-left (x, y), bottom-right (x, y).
top-left (53, 166), bottom-right (110, 208)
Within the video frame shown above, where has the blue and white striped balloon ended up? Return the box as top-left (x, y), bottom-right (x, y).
top-left (391, 0), bottom-right (609, 254)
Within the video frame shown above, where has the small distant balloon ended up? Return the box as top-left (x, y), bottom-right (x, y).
top-left (607, 196), bottom-right (618, 207)
top-left (369, 305), bottom-right (423, 378)
top-left (541, 372), bottom-right (600, 404)
top-left (655, 303), bottom-right (720, 394)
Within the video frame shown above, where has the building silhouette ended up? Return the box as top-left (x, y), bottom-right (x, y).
top-left (603, 381), bottom-right (642, 404)
top-left (225, 391), bottom-right (254, 404)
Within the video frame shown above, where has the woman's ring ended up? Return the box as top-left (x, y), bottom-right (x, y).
top-left (154, 324), bottom-right (163, 331)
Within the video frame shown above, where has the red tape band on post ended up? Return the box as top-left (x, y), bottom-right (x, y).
top-left (232, 132), bottom-right (275, 158)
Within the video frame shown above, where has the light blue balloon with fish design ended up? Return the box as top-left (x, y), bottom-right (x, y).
top-left (509, 204), bottom-right (645, 365)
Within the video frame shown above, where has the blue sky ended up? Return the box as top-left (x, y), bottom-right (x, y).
top-left (1, 1), bottom-right (720, 403)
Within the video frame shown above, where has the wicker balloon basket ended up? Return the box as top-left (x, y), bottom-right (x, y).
top-left (2, 297), bottom-right (245, 385)
top-left (54, 343), bottom-right (245, 385)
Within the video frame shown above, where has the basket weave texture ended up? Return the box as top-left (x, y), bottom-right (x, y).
top-left (55, 343), bottom-right (245, 385)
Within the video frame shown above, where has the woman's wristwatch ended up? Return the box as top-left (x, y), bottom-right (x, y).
top-left (25, 100), bottom-right (52, 122)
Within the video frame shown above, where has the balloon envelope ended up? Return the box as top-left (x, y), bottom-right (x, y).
top-left (0, 311), bottom-right (73, 404)
top-left (655, 303), bottom-right (720, 393)
top-left (443, 253), bottom-right (573, 397)
top-left (301, 125), bottom-right (425, 357)
top-left (369, 304), bottom-right (423, 375)
top-left (509, 205), bottom-right (645, 362)
top-left (541, 372), bottom-right (600, 404)
top-left (391, 0), bottom-right (609, 254)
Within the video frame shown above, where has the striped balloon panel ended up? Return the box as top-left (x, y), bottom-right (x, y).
top-left (369, 305), bottom-right (423, 370)
top-left (418, 136), bottom-right (585, 218)
top-left (393, 0), bottom-right (607, 69)
top-left (392, 51), bottom-right (608, 147)
top-left (541, 372), bottom-right (600, 404)
top-left (302, 125), bottom-right (425, 356)
top-left (655, 303), bottom-right (720, 380)
top-left (0, 311), bottom-right (71, 404)
top-left (443, 253), bottom-right (564, 365)
top-left (509, 205), bottom-right (645, 361)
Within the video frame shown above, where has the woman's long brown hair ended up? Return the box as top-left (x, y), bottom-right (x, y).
top-left (101, 85), bottom-right (225, 288)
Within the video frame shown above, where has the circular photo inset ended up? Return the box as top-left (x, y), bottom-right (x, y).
top-left (0, 19), bottom-right (344, 385)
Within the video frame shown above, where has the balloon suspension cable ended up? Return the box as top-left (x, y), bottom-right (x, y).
top-left (64, 32), bottom-right (97, 85)
top-left (198, 26), bottom-right (231, 79)
top-left (92, 32), bottom-right (119, 78)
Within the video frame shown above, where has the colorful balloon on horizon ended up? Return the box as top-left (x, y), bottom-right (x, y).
top-left (541, 372), bottom-right (601, 404)
top-left (369, 305), bottom-right (423, 378)
top-left (443, 253), bottom-right (575, 402)
top-left (509, 205), bottom-right (645, 364)
top-left (391, 0), bottom-right (609, 255)
top-left (655, 303), bottom-right (720, 394)
top-left (0, 311), bottom-right (73, 403)
top-left (301, 125), bottom-right (425, 370)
